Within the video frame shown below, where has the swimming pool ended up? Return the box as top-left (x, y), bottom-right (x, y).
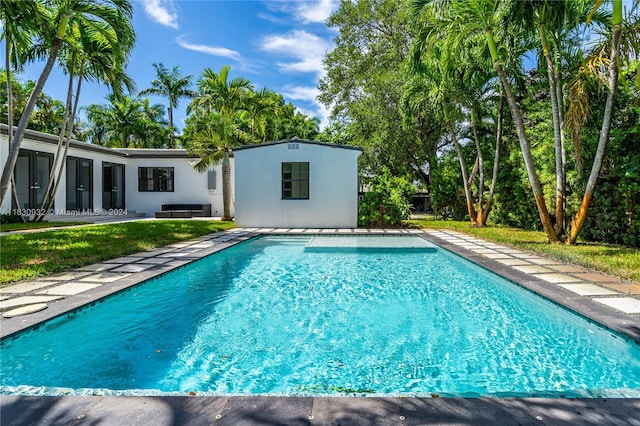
top-left (2, 235), bottom-right (640, 397)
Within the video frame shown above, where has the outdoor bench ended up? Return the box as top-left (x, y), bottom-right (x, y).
top-left (155, 204), bottom-right (212, 218)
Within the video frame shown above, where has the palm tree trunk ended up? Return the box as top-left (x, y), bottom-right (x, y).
top-left (471, 106), bottom-right (485, 226)
top-left (568, 14), bottom-right (622, 245)
top-left (538, 22), bottom-right (565, 237)
top-left (4, 32), bottom-right (23, 219)
top-left (444, 102), bottom-right (477, 226)
top-left (34, 57), bottom-right (76, 222)
top-left (221, 151), bottom-right (232, 221)
top-left (481, 90), bottom-right (504, 225)
top-left (41, 67), bottom-right (84, 221)
top-left (489, 38), bottom-right (558, 241)
top-left (0, 38), bottom-right (63, 204)
top-left (555, 61), bottom-right (567, 234)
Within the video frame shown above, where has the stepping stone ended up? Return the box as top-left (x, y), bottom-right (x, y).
top-left (602, 284), bottom-right (640, 295)
top-left (572, 272), bottom-right (621, 283)
top-left (483, 253), bottom-right (513, 259)
top-left (594, 297), bottom-right (640, 314)
top-left (558, 283), bottom-right (618, 296)
top-left (75, 263), bottom-right (119, 272)
top-left (526, 258), bottom-right (562, 266)
top-left (38, 283), bottom-right (101, 296)
top-left (104, 256), bottom-right (145, 264)
top-left (48, 271), bottom-right (93, 281)
top-left (548, 264), bottom-right (586, 273)
top-left (470, 248), bottom-right (500, 254)
top-left (79, 273), bottom-right (132, 283)
top-left (495, 258), bottom-right (532, 266)
top-left (533, 273), bottom-right (583, 284)
top-left (0, 281), bottom-right (58, 294)
top-left (109, 264), bottom-right (156, 273)
top-left (136, 257), bottom-right (171, 265)
top-left (513, 265), bottom-right (555, 274)
top-left (0, 296), bottom-right (62, 310)
top-left (2, 303), bottom-right (48, 318)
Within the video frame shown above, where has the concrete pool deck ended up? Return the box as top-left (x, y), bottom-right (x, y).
top-left (2, 227), bottom-right (640, 425)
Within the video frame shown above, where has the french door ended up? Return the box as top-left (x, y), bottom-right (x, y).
top-left (13, 149), bottom-right (53, 211)
top-left (66, 157), bottom-right (93, 211)
top-left (102, 162), bottom-right (125, 210)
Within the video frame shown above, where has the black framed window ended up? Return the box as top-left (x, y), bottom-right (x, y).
top-left (138, 167), bottom-right (174, 192)
top-left (282, 162), bottom-right (309, 199)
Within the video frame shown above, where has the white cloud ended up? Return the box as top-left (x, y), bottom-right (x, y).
top-left (265, 0), bottom-right (339, 24)
top-left (141, 0), bottom-right (179, 29)
top-left (295, 0), bottom-right (339, 24)
top-left (176, 35), bottom-right (242, 62)
top-left (260, 30), bottom-right (331, 76)
top-left (281, 85), bottom-right (319, 103)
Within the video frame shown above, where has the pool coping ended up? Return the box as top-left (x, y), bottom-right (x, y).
top-left (2, 227), bottom-right (640, 425)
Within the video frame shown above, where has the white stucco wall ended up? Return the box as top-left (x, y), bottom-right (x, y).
top-left (234, 141), bottom-right (361, 228)
top-left (0, 130), bottom-right (230, 217)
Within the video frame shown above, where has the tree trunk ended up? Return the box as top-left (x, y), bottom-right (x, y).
top-left (538, 22), bottom-right (565, 237)
top-left (221, 151), bottom-right (232, 221)
top-left (40, 68), bottom-right (84, 222)
top-left (0, 38), bottom-right (63, 204)
top-left (444, 102), bottom-right (477, 226)
top-left (567, 15), bottom-right (622, 245)
top-left (481, 90), bottom-right (504, 225)
top-left (471, 106), bottom-right (485, 226)
top-left (34, 57), bottom-right (76, 222)
top-left (555, 62), bottom-right (567, 234)
top-left (488, 28), bottom-right (558, 242)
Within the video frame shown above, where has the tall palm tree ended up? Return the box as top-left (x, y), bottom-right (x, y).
top-left (408, 43), bottom-right (479, 226)
top-left (139, 63), bottom-right (195, 147)
top-left (567, 0), bottom-right (625, 244)
top-left (0, 0), bottom-right (135, 205)
top-left (34, 19), bottom-right (135, 221)
top-left (187, 65), bottom-right (254, 220)
top-left (412, 0), bottom-right (560, 242)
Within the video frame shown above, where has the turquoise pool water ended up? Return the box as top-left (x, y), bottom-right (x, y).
top-left (2, 235), bottom-right (640, 397)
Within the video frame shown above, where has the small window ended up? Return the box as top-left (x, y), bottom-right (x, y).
top-left (138, 167), bottom-right (174, 192)
top-left (282, 162), bottom-right (309, 199)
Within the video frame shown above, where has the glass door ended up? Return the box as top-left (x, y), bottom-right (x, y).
top-left (102, 162), bottom-right (125, 210)
top-left (66, 157), bottom-right (93, 211)
top-left (13, 149), bottom-right (53, 211)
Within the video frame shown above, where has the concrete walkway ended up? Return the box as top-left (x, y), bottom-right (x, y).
top-left (2, 227), bottom-right (640, 425)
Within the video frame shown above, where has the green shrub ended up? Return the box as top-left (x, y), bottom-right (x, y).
top-left (358, 168), bottom-right (415, 227)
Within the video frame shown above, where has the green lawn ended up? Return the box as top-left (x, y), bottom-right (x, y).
top-left (0, 220), bottom-right (235, 284)
top-left (1, 221), bottom-right (87, 232)
top-left (407, 219), bottom-right (640, 283)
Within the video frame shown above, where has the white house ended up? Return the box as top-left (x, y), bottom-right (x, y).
top-left (233, 139), bottom-right (362, 228)
top-left (0, 125), bottom-right (233, 219)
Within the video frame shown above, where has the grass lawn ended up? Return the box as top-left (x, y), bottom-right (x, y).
top-left (1, 221), bottom-right (87, 232)
top-left (0, 220), bottom-right (235, 285)
top-left (407, 219), bottom-right (640, 283)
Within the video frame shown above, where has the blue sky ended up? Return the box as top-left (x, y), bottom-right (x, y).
top-left (18, 0), bottom-right (340, 131)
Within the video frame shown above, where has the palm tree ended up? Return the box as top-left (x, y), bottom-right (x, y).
top-left (187, 65), bottom-right (254, 220)
top-left (243, 87), bottom-right (280, 142)
top-left (567, 0), bottom-right (625, 244)
top-left (412, 0), bottom-right (560, 242)
top-left (408, 43), bottom-right (479, 226)
top-left (139, 63), bottom-right (195, 147)
top-left (0, 0), bottom-right (135, 205)
top-left (34, 20), bottom-right (135, 221)
top-left (86, 94), bottom-right (168, 148)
